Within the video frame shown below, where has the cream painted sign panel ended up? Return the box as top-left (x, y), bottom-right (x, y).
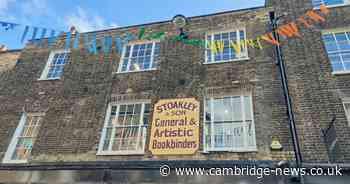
top-left (149, 98), bottom-right (200, 155)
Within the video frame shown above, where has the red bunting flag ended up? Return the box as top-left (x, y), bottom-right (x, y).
top-left (306, 10), bottom-right (326, 23)
top-left (276, 22), bottom-right (301, 38)
top-left (260, 33), bottom-right (280, 46)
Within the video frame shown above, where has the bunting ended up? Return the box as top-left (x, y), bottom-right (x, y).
top-left (73, 32), bottom-right (80, 49)
top-left (31, 27), bottom-right (38, 40)
top-left (65, 32), bottom-right (72, 50)
top-left (21, 26), bottom-right (30, 43)
top-left (0, 4), bottom-right (330, 56)
top-left (0, 21), bottom-right (19, 31)
top-left (102, 35), bottom-right (113, 55)
top-left (115, 35), bottom-right (123, 54)
top-left (84, 32), bottom-right (97, 55)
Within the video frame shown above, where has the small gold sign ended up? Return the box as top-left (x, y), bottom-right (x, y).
top-left (149, 98), bottom-right (200, 155)
top-left (271, 138), bottom-right (283, 150)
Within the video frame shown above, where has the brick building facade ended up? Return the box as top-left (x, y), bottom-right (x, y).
top-left (0, 0), bottom-right (349, 183)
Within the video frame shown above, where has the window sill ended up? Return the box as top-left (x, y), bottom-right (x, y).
top-left (2, 159), bottom-right (28, 164)
top-left (116, 68), bottom-right (158, 74)
top-left (97, 151), bottom-right (145, 156)
top-left (204, 57), bottom-right (250, 65)
top-left (201, 148), bottom-right (258, 153)
top-left (332, 71), bottom-right (350, 75)
top-left (37, 77), bottom-right (61, 81)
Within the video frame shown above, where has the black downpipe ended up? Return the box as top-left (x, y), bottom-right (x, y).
top-left (269, 11), bottom-right (303, 168)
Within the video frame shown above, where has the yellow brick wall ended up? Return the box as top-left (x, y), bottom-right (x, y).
top-left (0, 50), bottom-right (21, 72)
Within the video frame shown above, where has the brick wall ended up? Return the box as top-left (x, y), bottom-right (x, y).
top-left (266, 0), bottom-right (350, 162)
top-left (0, 50), bottom-right (20, 72)
top-left (2, 2), bottom-right (348, 164)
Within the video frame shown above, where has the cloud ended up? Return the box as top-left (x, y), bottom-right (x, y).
top-left (0, 0), bottom-right (15, 18)
top-left (0, 0), bottom-right (15, 11)
top-left (21, 0), bottom-right (50, 16)
top-left (65, 6), bottom-right (118, 32)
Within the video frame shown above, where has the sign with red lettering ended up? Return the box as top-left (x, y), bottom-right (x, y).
top-left (149, 98), bottom-right (200, 155)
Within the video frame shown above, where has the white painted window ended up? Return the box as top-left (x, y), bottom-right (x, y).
top-left (118, 41), bottom-right (160, 73)
top-left (98, 101), bottom-right (151, 155)
top-left (3, 113), bottom-right (44, 163)
top-left (205, 29), bottom-right (248, 64)
top-left (343, 101), bottom-right (350, 125)
top-left (312, 0), bottom-right (350, 8)
top-left (204, 95), bottom-right (256, 152)
top-left (322, 31), bottom-right (350, 73)
top-left (39, 49), bottom-right (70, 80)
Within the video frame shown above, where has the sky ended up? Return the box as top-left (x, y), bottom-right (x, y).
top-left (0, 0), bottom-right (264, 49)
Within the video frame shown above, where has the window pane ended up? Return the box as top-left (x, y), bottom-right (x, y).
top-left (344, 103), bottom-right (350, 123)
top-left (120, 42), bottom-right (159, 72)
top-left (154, 43), bottom-right (160, 55)
top-left (244, 96), bottom-right (252, 121)
top-left (205, 100), bottom-right (211, 122)
top-left (205, 96), bottom-right (256, 151)
top-left (335, 33), bottom-right (350, 50)
top-left (103, 102), bottom-right (150, 153)
top-left (325, 42), bottom-right (338, 52)
top-left (46, 52), bottom-right (69, 79)
top-left (144, 104), bottom-right (151, 113)
top-left (323, 32), bottom-right (350, 72)
top-left (11, 114), bottom-right (43, 161)
top-left (213, 122), bottom-right (244, 149)
top-left (207, 50), bottom-right (212, 62)
top-left (204, 122), bottom-right (211, 149)
top-left (103, 128), bottom-right (112, 150)
top-left (206, 30), bottom-right (246, 63)
top-left (112, 127), bottom-right (140, 151)
top-left (313, 0), bottom-right (345, 7)
top-left (329, 54), bottom-right (344, 72)
top-left (232, 97), bottom-right (242, 121)
top-left (213, 98), bottom-right (230, 121)
top-left (143, 104), bottom-right (151, 125)
top-left (124, 46), bottom-right (131, 57)
top-left (341, 52), bottom-right (350, 62)
top-left (326, 0), bottom-right (344, 6)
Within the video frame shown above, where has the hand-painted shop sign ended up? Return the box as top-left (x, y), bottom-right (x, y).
top-left (149, 98), bottom-right (200, 155)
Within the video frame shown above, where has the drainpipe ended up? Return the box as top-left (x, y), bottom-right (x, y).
top-left (269, 11), bottom-right (303, 175)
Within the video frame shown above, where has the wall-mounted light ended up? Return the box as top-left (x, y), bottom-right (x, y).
top-left (172, 14), bottom-right (188, 39)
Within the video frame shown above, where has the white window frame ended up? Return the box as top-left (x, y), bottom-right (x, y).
top-left (322, 29), bottom-right (350, 74)
top-left (204, 28), bottom-right (249, 64)
top-left (117, 40), bottom-right (160, 73)
top-left (203, 94), bottom-right (257, 152)
top-left (313, 0), bottom-right (350, 8)
top-left (2, 112), bottom-right (44, 164)
top-left (39, 49), bottom-right (70, 80)
top-left (343, 99), bottom-right (350, 126)
top-left (97, 100), bottom-right (151, 155)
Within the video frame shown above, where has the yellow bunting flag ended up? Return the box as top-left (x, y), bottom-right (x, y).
top-left (260, 33), bottom-right (280, 46)
top-left (276, 22), bottom-right (301, 38)
top-left (255, 37), bottom-right (263, 50)
top-left (306, 10), bottom-right (326, 23)
top-left (216, 40), bottom-right (224, 53)
top-left (230, 40), bottom-right (242, 55)
top-left (207, 41), bottom-right (218, 54)
top-left (245, 39), bottom-right (263, 50)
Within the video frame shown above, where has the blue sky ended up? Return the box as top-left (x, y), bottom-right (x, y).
top-left (0, 0), bottom-right (264, 49)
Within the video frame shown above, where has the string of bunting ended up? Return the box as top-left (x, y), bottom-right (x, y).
top-left (0, 20), bottom-right (64, 45)
top-left (0, 4), bottom-right (330, 56)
